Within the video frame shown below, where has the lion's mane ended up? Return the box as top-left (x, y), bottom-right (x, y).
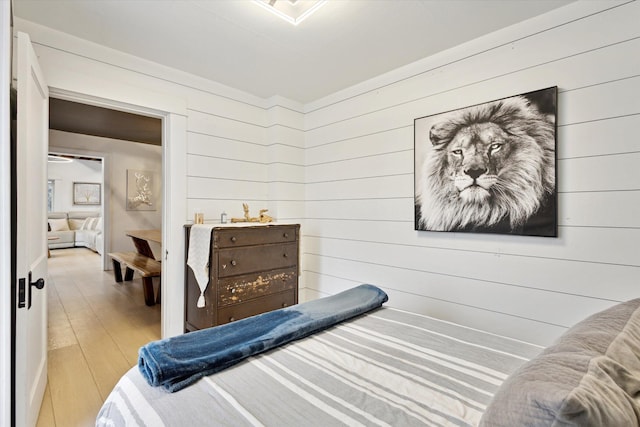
top-left (416, 96), bottom-right (555, 233)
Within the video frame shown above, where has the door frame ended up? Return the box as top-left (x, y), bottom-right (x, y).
top-left (1, 28), bottom-right (188, 423)
top-left (14, 31), bottom-right (50, 427)
top-left (49, 86), bottom-right (188, 340)
top-left (1, 3), bottom-right (12, 425)
top-left (47, 148), bottom-right (109, 270)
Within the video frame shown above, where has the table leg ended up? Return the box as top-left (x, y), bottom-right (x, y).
top-left (130, 236), bottom-right (155, 259)
top-left (142, 277), bottom-right (155, 306)
top-left (112, 259), bottom-right (123, 282)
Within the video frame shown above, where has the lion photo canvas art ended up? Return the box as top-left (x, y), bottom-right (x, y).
top-left (414, 87), bottom-right (557, 237)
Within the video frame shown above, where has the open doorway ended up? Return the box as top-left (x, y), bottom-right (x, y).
top-left (46, 86), bottom-right (187, 340)
top-left (39, 99), bottom-right (165, 425)
top-left (47, 152), bottom-right (104, 261)
top-left (48, 98), bottom-right (162, 270)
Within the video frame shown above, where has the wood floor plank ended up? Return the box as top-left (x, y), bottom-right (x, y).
top-left (47, 277), bottom-right (78, 351)
top-left (36, 382), bottom-right (55, 427)
top-left (42, 247), bottom-right (161, 425)
top-left (48, 322), bottom-right (77, 351)
top-left (77, 333), bottom-right (134, 400)
top-left (47, 344), bottom-right (104, 427)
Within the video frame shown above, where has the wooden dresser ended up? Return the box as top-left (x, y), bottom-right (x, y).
top-left (184, 223), bottom-right (299, 332)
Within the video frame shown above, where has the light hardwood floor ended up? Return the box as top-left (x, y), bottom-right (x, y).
top-left (37, 247), bottom-right (161, 427)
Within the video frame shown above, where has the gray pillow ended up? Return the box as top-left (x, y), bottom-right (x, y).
top-left (480, 299), bottom-right (640, 426)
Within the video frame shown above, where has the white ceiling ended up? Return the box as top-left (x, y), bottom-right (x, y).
top-left (13, 0), bottom-right (574, 104)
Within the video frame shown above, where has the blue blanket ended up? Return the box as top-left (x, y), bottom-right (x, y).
top-left (138, 284), bottom-right (388, 392)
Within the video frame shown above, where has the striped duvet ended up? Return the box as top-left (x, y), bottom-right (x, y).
top-left (96, 307), bottom-right (541, 426)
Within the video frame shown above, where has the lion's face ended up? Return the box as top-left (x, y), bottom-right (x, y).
top-left (416, 96), bottom-right (556, 233)
top-left (446, 122), bottom-right (509, 204)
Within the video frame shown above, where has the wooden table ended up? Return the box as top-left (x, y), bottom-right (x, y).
top-left (108, 229), bottom-right (162, 306)
top-left (125, 229), bottom-right (161, 259)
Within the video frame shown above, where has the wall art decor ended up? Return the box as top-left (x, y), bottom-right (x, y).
top-left (73, 182), bottom-right (101, 205)
top-left (127, 169), bottom-right (156, 211)
top-left (414, 86), bottom-right (557, 237)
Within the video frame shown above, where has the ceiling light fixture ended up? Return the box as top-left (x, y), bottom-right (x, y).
top-left (252, 0), bottom-right (327, 26)
top-left (47, 154), bottom-right (73, 163)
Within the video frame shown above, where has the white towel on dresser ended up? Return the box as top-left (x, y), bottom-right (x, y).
top-left (187, 224), bottom-right (215, 308)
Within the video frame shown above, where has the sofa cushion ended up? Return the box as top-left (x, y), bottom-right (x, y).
top-left (82, 217), bottom-right (100, 230)
top-left (68, 218), bottom-right (85, 230)
top-left (68, 210), bottom-right (99, 219)
top-left (480, 299), bottom-right (640, 426)
top-left (48, 230), bottom-right (75, 248)
top-left (48, 212), bottom-right (67, 220)
top-left (49, 218), bottom-right (70, 232)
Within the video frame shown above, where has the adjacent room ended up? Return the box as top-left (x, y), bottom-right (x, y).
top-left (42, 100), bottom-right (164, 425)
top-left (2, 0), bottom-right (638, 426)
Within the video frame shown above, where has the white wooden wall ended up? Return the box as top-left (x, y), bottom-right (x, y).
top-left (15, 0), bottom-right (640, 346)
top-left (14, 18), bottom-right (305, 337)
top-left (302, 0), bottom-right (640, 346)
top-left (15, 18), bottom-right (305, 227)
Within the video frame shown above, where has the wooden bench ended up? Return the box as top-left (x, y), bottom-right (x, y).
top-left (108, 252), bottom-right (161, 306)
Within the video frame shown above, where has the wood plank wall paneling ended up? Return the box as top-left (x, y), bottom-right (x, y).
top-left (17, 17), bottom-right (307, 225)
top-left (14, 1), bottom-right (639, 347)
top-left (302, 1), bottom-right (640, 346)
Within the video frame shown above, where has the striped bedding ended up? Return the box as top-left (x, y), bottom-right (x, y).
top-left (96, 307), bottom-right (541, 426)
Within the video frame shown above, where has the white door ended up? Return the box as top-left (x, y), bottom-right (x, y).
top-left (14, 31), bottom-right (49, 427)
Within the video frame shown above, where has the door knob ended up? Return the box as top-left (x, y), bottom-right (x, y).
top-left (31, 277), bottom-right (45, 289)
top-left (28, 271), bottom-right (45, 309)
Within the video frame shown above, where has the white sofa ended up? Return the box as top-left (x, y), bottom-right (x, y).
top-left (48, 211), bottom-right (103, 254)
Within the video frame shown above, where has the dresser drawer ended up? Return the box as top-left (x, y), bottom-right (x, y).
top-left (217, 242), bottom-right (297, 278)
top-left (218, 268), bottom-right (297, 307)
top-left (215, 225), bottom-right (297, 248)
top-left (217, 291), bottom-right (296, 325)
top-left (185, 223), bottom-right (300, 332)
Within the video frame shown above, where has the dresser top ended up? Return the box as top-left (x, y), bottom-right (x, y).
top-left (185, 222), bottom-right (299, 229)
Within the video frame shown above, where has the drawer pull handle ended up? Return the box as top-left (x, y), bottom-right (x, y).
top-left (230, 236), bottom-right (237, 242)
top-left (282, 303), bottom-right (288, 307)
top-left (283, 253), bottom-right (288, 258)
top-left (230, 260), bottom-right (237, 266)
top-left (283, 233), bottom-right (288, 238)
top-left (229, 317), bottom-right (235, 322)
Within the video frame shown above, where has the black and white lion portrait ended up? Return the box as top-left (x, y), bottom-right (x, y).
top-left (414, 88), bottom-right (557, 236)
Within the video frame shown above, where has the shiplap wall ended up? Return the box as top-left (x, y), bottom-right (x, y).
top-left (15, 19), bottom-right (305, 228)
top-left (14, 18), bottom-right (306, 336)
top-left (14, 1), bottom-right (639, 346)
top-left (302, 0), bottom-right (640, 346)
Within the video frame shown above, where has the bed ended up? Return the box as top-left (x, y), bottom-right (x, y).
top-left (96, 286), bottom-right (541, 426)
top-left (97, 286), bottom-right (640, 426)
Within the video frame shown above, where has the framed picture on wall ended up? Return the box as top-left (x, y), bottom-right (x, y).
top-left (73, 182), bottom-right (101, 205)
top-left (126, 169), bottom-right (157, 211)
top-left (414, 86), bottom-right (558, 237)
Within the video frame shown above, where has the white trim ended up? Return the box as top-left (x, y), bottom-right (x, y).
top-left (303, 0), bottom-right (627, 113)
top-left (48, 86), bottom-right (187, 339)
top-left (14, 16), bottom-right (266, 109)
top-left (161, 112), bottom-right (188, 338)
top-left (49, 86), bottom-right (186, 120)
top-left (0, 1), bottom-right (12, 424)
